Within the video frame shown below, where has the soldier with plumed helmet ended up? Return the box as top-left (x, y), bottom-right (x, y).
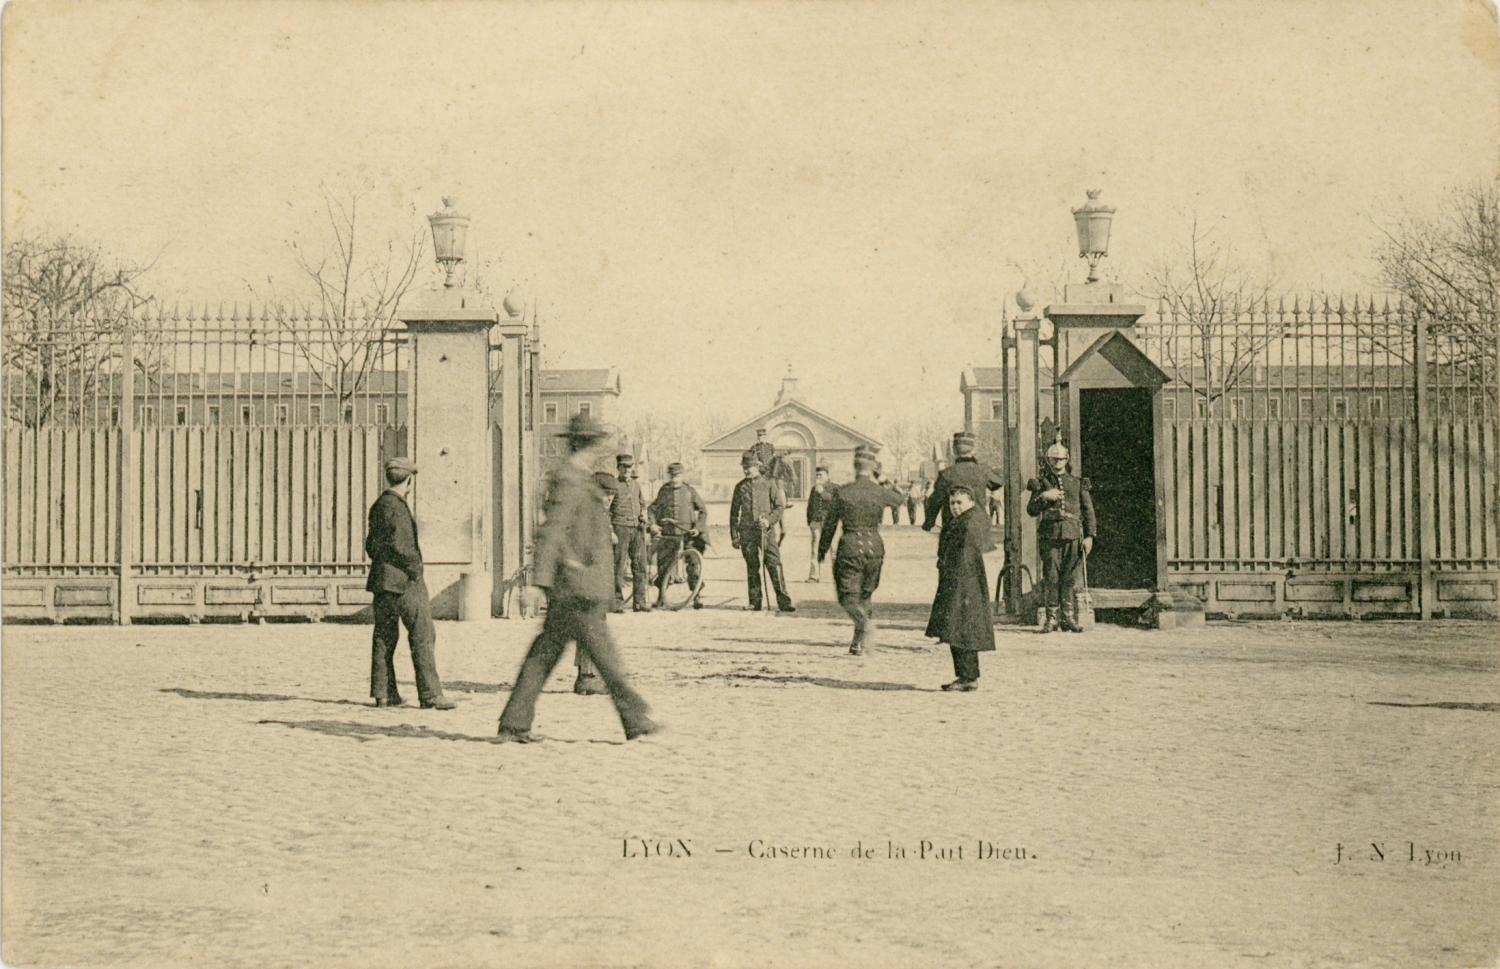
top-left (1026, 440), bottom-right (1097, 633)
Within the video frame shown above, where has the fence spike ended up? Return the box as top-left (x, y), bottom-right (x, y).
top-left (1276, 295), bottom-right (1286, 322)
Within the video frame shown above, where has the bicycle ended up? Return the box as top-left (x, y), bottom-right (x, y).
top-left (645, 518), bottom-right (707, 611)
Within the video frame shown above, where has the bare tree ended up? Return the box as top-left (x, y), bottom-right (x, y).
top-left (2, 235), bottom-right (158, 426)
top-left (1375, 179), bottom-right (1498, 372)
top-left (881, 417), bottom-right (915, 481)
top-left (271, 185), bottom-right (427, 405)
top-left (1143, 219), bottom-right (1286, 406)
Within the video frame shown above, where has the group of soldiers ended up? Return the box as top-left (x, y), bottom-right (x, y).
top-left (360, 414), bottom-right (1097, 740)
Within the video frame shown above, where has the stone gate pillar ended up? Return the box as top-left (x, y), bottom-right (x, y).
top-left (401, 289), bottom-right (499, 621)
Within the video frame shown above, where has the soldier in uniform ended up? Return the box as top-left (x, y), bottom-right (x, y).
top-left (818, 446), bottom-right (905, 654)
top-left (927, 484), bottom-right (997, 690)
top-left (804, 465), bottom-right (835, 582)
top-left (648, 461), bottom-right (707, 609)
top-left (923, 431), bottom-right (1003, 532)
top-left (748, 426), bottom-right (795, 498)
top-left (1026, 441), bottom-right (1096, 633)
top-left (609, 453), bottom-right (651, 613)
top-left (498, 414), bottom-right (660, 743)
top-left (364, 456), bottom-right (457, 710)
top-left (729, 453), bottom-right (795, 612)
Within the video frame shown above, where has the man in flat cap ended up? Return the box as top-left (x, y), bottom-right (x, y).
top-left (818, 446), bottom-right (905, 653)
top-left (364, 456), bottom-right (456, 710)
top-left (499, 414), bottom-right (659, 742)
top-left (648, 461), bottom-right (708, 608)
top-left (730, 452), bottom-right (795, 612)
top-left (610, 452), bottom-right (652, 613)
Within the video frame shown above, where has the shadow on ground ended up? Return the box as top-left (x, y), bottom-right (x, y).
top-left (161, 688), bottom-right (367, 707)
top-left (255, 719), bottom-right (618, 744)
top-left (1368, 700), bottom-right (1499, 712)
top-left (694, 671), bottom-right (933, 692)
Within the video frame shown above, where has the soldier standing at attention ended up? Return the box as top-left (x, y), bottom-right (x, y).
top-left (804, 465), bottom-right (834, 582)
top-left (364, 456), bottom-right (456, 710)
top-left (927, 485), bottom-right (997, 691)
top-left (923, 431), bottom-right (1003, 532)
top-left (1026, 441), bottom-right (1096, 633)
top-left (730, 453), bottom-right (795, 612)
top-left (498, 414), bottom-right (660, 743)
top-left (818, 446), bottom-right (905, 654)
top-left (609, 453), bottom-right (651, 613)
top-left (648, 462), bottom-right (708, 609)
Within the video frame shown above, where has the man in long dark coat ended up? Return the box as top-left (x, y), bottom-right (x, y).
top-left (498, 414), bottom-right (660, 743)
top-left (648, 461), bottom-right (708, 609)
top-left (365, 455), bottom-right (456, 710)
top-left (730, 454), bottom-right (795, 612)
top-left (818, 447), bottom-right (905, 654)
top-left (927, 485), bottom-right (997, 691)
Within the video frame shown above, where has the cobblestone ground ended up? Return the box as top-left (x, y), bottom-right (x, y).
top-left (4, 528), bottom-right (1499, 969)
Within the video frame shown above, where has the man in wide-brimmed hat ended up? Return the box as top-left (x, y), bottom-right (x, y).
top-left (364, 456), bottom-right (456, 710)
top-left (498, 414), bottom-right (659, 742)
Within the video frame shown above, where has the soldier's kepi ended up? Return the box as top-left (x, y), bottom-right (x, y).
top-left (923, 431), bottom-right (1002, 532)
top-left (1026, 441), bottom-right (1097, 634)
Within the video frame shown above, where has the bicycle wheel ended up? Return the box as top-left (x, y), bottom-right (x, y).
top-left (657, 547), bottom-right (706, 611)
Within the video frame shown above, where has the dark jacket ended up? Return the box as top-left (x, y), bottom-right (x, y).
top-left (534, 461), bottom-right (616, 603)
top-left (1026, 472), bottom-right (1097, 542)
top-left (650, 482), bottom-right (708, 536)
top-left (925, 506), bottom-right (997, 651)
top-left (729, 475), bottom-right (786, 540)
top-left (818, 477), bottom-right (905, 562)
top-left (923, 457), bottom-right (1003, 530)
top-left (365, 490), bottom-right (423, 594)
top-left (805, 483), bottom-right (836, 525)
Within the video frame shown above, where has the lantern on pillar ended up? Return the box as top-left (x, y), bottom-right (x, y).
top-left (1071, 189), bottom-right (1115, 284)
top-left (427, 196), bottom-right (471, 288)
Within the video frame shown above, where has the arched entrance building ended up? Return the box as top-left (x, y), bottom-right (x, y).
top-left (699, 369), bottom-right (881, 503)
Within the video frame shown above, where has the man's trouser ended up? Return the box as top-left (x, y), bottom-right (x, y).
top-left (612, 523), bottom-right (649, 609)
top-left (807, 524), bottom-right (823, 580)
top-left (653, 534), bottom-right (703, 601)
top-left (740, 527), bottom-right (791, 608)
top-left (833, 553), bottom-right (884, 641)
top-left (1040, 537), bottom-right (1084, 608)
top-left (907, 499), bottom-right (919, 524)
top-left (499, 596), bottom-right (653, 736)
top-left (950, 646), bottom-right (981, 681)
top-left (370, 579), bottom-right (442, 704)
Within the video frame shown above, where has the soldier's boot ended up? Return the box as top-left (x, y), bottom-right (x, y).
top-left (1062, 597), bottom-right (1085, 633)
top-left (861, 600), bottom-right (879, 651)
top-left (1040, 607), bottom-right (1058, 633)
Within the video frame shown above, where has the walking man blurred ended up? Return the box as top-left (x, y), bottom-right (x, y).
top-left (926, 485), bottom-right (997, 690)
top-left (1027, 441), bottom-right (1096, 633)
top-left (804, 465), bottom-right (834, 582)
top-left (648, 461), bottom-right (708, 609)
top-left (610, 452), bottom-right (651, 613)
top-left (365, 456), bottom-right (456, 710)
top-left (730, 453), bottom-right (795, 612)
top-left (498, 414), bottom-right (660, 743)
top-left (818, 446), bottom-right (905, 654)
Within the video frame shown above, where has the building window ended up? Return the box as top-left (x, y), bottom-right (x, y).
top-left (577, 402), bottom-right (592, 418)
top-left (989, 399), bottom-right (1003, 420)
top-left (375, 403), bottom-right (390, 425)
top-left (544, 402), bottom-right (558, 423)
top-left (276, 404), bottom-right (290, 425)
top-left (241, 404), bottom-right (253, 425)
top-left (1195, 399), bottom-right (1208, 419)
top-left (141, 405), bottom-right (156, 426)
top-left (110, 407), bottom-right (120, 426)
top-left (207, 404), bottom-right (221, 424)
top-left (342, 403), bottom-right (354, 425)
top-left (1231, 398), bottom-right (1245, 419)
top-left (1333, 397), bottom-right (1347, 419)
top-left (1266, 397), bottom-right (1281, 419)
top-left (175, 405), bottom-right (188, 426)
top-left (1299, 396), bottom-right (1312, 420)
top-left (309, 404), bottom-right (322, 425)
top-left (1370, 397), bottom-right (1384, 419)
top-left (1163, 398), bottom-right (1177, 420)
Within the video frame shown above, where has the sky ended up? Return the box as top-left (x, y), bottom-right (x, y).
top-left (5, 0), bottom-right (1498, 434)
